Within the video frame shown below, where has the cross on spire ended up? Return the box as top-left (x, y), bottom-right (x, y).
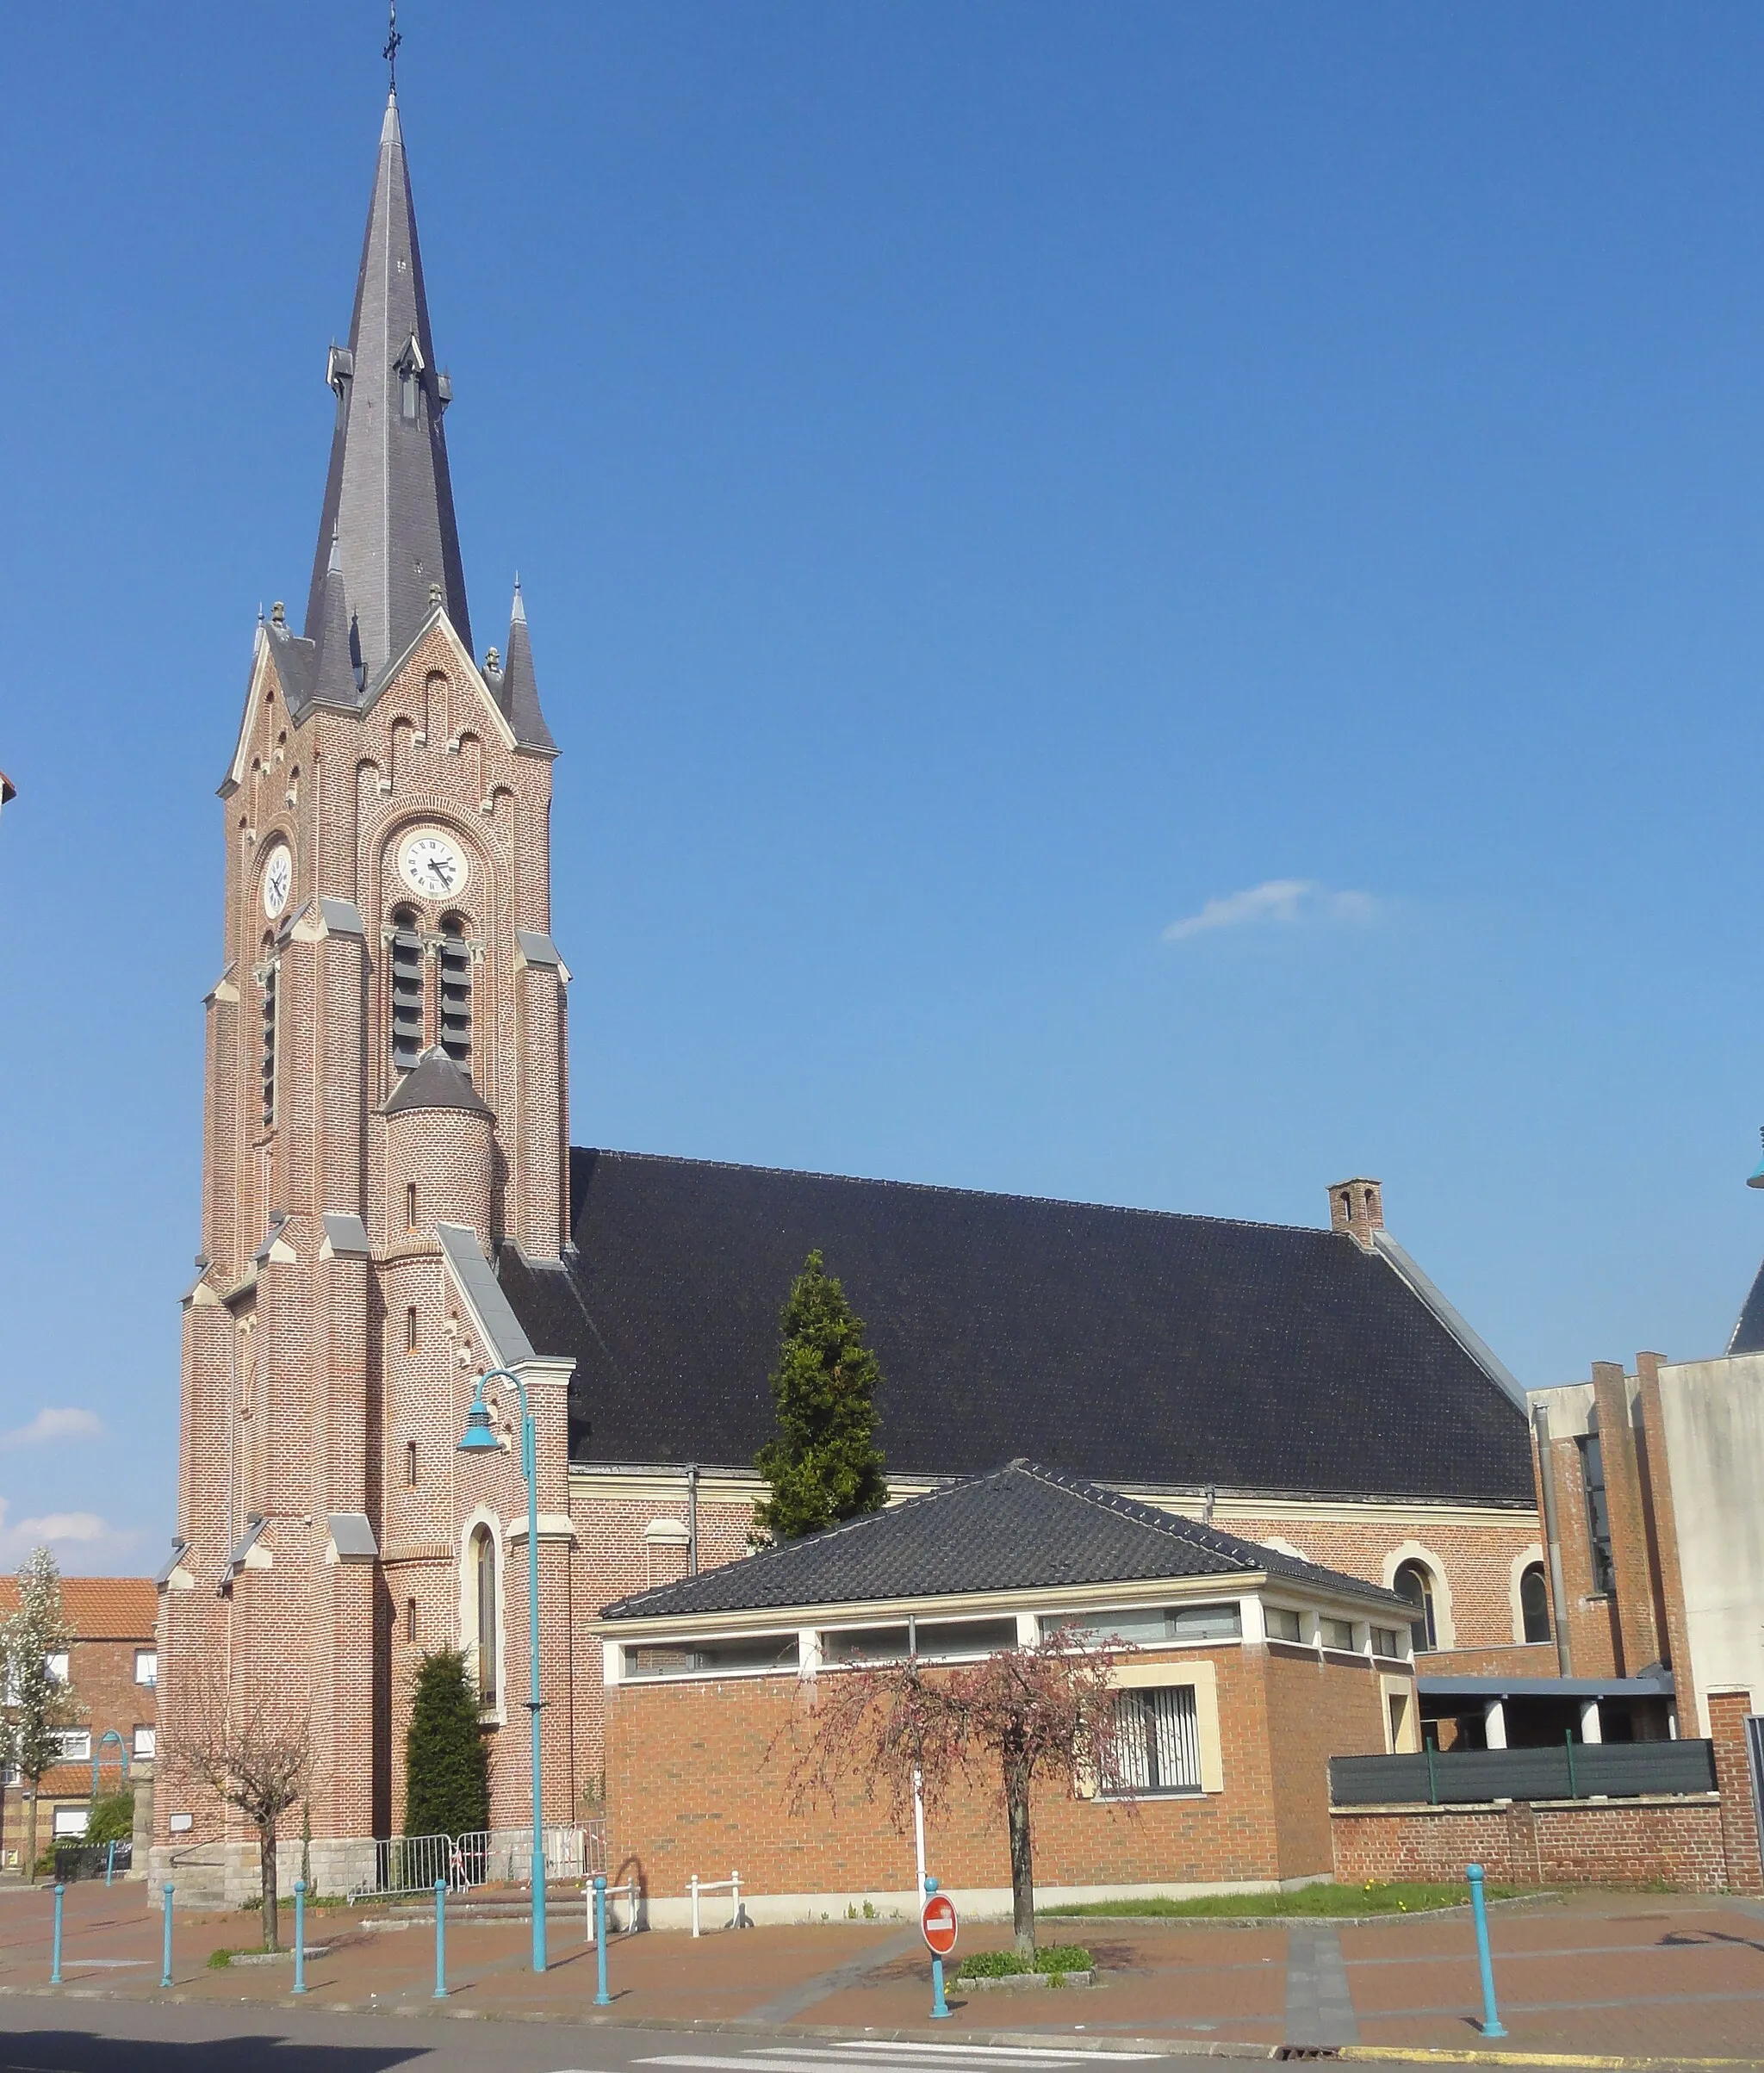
top-left (383, 1), bottom-right (401, 93)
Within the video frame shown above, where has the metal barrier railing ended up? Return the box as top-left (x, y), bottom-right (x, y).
top-left (349, 1822), bottom-right (604, 1900)
top-left (1330, 1737), bottom-right (1717, 1807)
top-left (689, 1869), bottom-right (744, 1936)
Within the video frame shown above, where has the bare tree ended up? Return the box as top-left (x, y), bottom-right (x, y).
top-left (0, 1549), bottom-right (83, 1882)
top-left (163, 1669), bottom-right (312, 1950)
top-left (785, 1631), bottom-right (1131, 1958)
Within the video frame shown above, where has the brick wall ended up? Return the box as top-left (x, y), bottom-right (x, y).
top-left (1331, 1796), bottom-right (1730, 1890)
top-left (602, 1642), bottom-right (1385, 1902)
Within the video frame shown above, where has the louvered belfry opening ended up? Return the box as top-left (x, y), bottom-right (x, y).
top-left (260, 952), bottom-right (278, 1126)
top-left (389, 907), bottom-right (425, 1071)
top-left (438, 916), bottom-right (472, 1073)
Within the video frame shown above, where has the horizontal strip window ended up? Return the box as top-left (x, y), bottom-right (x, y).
top-left (823, 1616), bottom-right (1020, 1665)
top-left (1266, 1608), bottom-right (1303, 1642)
top-left (623, 1635), bottom-right (799, 1680)
top-left (1320, 1617), bottom-right (1356, 1651)
top-left (1044, 1603), bottom-right (1241, 1647)
top-left (1371, 1625), bottom-right (1403, 1658)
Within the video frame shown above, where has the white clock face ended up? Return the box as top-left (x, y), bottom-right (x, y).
top-left (262, 843), bottom-right (293, 920)
top-left (397, 828), bottom-right (469, 901)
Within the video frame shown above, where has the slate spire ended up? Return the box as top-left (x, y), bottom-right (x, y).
top-left (498, 576), bottom-right (556, 753)
top-left (303, 91), bottom-right (471, 695)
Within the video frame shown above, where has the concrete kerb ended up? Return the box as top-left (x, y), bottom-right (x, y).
top-left (4, 1985), bottom-right (1764, 2069)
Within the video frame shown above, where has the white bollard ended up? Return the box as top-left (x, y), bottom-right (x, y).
top-left (731, 1869), bottom-right (742, 1928)
top-left (691, 1872), bottom-right (701, 1939)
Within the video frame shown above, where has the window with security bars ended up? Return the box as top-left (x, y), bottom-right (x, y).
top-left (438, 918), bottom-right (471, 1071)
top-left (389, 908), bottom-right (425, 1070)
top-left (1109, 1685), bottom-right (1202, 1797)
top-left (260, 956), bottom-right (279, 1126)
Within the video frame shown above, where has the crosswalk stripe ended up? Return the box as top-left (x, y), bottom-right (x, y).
top-left (831, 2050), bottom-right (1163, 2064)
top-left (764, 2055), bottom-right (1086, 2068)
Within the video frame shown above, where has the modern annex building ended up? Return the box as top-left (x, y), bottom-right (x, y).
top-left (155, 83), bottom-right (1554, 1900)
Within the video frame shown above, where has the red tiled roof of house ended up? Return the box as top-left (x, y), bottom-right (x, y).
top-left (0, 1577), bottom-right (156, 1639)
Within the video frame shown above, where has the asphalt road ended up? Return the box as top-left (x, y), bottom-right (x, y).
top-left (0, 2001), bottom-right (1633, 2073)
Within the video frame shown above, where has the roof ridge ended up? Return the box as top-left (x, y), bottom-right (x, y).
top-left (572, 1145), bottom-right (1331, 1239)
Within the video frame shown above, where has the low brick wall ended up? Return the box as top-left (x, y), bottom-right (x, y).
top-left (1332, 1794), bottom-right (1730, 1891)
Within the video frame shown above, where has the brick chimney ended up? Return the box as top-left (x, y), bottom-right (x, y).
top-left (1328, 1176), bottom-right (1384, 1250)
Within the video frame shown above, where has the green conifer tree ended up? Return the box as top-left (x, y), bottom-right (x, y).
top-left (754, 1250), bottom-right (888, 1542)
top-left (404, 1648), bottom-right (490, 1840)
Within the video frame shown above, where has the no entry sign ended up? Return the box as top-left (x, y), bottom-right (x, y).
top-left (921, 1890), bottom-right (959, 1957)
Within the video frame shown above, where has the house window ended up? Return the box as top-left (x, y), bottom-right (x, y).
top-left (406, 1440), bottom-right (419, 1487)
top-left (1393, 1561), bottom-right (1438, 1653)
top-left (470, 1524), bottom-right (498, 1705)
top-left (1320, 1617), bottom-right (1355, 1652)
top-left (389, 907), bottom-right (425, 1070)
top-left (1264, 1608), bottom-right (1302, 1642)
top-left (1043, 1603), bottom-right (1242, 1646)
top-left (1520, 1562), bottom-right (1552, 1643)
top-left (406, 1181), bottom-right (419, 1232)
top-left (45, 1652), bottom-right (69, 1684)
top-left (1370, 1625), bottom-right (1402, 1659)
top-left (406, 1306), bottom-right (419, 1352)
top-left (52, 1806), bottom-right (90, 1839)
top-left (134, 1650), bottom-right (158, 1686)
top-left (133, 1724), bottom-right (156, 1760)
top-left (406, 1598), bottom-right (419, 1645)
top-left (438, 917), bottom-right (471, 1072)
top-left (621, 1634), bottom-right (801, 1680)
top-left (53, 1729), bottom-right (91, 1762)
top-left (1109, 1685), bottom-right (1202, 1796)
top-left (1580, 1436), bottom-right (1616, 1592)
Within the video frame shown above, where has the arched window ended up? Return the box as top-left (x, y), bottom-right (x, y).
top-left (1394, 1561), bottom-right (1438, 1653)
top-left (438, 916), bottom-right (471, 1073)
top-left (389, 905), bottom-right (425, 1071)
top-left (1520, 1561), bottom-right (1552, 1644)
top-left (470, 1524), bottom-right (498, 1706)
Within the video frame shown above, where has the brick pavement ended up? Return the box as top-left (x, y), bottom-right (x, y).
top-left (3, 1881), bottom-right (1764, 2060)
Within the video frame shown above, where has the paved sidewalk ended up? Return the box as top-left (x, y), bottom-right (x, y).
top-left (3, 1881), bottom-right (1763, 2060)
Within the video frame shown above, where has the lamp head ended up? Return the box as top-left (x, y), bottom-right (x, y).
top-left (1749, 1126), bottom-right (1764, 1190)
top-left (457, 1397), bottom-right (500, 1452)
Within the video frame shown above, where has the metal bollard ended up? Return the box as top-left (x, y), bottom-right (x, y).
top-left (160, 1882), bottom-right (174, 1989)
top-left (51, 1883), bottom-right (65, 1985)
top-left (105, 1840), bottom-right (116, 1887)
top-left (1467, 1864), bottom-right (1506, 2039)
top-left (731, 1868), bottom-right (742, 1929)
top-left (292, 1878), bottom-right (307, 1994)
top-left (927, 1874), bottom-right (949, 2020)
top-left (593, 1872), bottom-right (611, 2006)
top-left (433, 1878), bottom-right (448, 1998)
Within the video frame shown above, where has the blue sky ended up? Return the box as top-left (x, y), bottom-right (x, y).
top-left (3, 3), bottom-right (1764, 1572)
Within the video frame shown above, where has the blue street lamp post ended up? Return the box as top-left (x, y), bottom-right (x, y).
top-left (458, 1365), bottom-right (548, 1973)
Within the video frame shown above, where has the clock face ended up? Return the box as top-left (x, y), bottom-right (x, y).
top-left (262, 843), bottom-right (293, 920)
top-left (397, 828), bottom-right (469, 901)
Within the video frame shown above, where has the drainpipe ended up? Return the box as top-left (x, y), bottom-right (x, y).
top-left (1532, 1404), bottom-right (1573, 1676)
top-left (686, 1464), bottom-right (699, 1577)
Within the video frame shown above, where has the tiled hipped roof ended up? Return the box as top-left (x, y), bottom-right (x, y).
top-left (602, 1460), bottom-right (1414, 1621)
top-left (0, 1577), bottom-right (155, 1638)
top-left (499, 1150), bottom-right (1535, 1505)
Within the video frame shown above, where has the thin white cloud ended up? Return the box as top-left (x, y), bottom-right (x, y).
top-left (0, 1406), bottom-right (105, 1449)
top-left (0, 1497), bottom-right (142, 1573)
top-left (1163, 878), bottom-right (1382, 943)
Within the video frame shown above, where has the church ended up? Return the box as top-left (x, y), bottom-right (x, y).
top-left (152, 84), bottom-right (1550, 1902)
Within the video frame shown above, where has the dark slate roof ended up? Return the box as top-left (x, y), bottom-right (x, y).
top-left (383, 1046), bottom-right (493, 1117)
top-left (600, 1460), bottom-right (1412, 1621)
top-left (497, 1149), bottom-right (1535, 1505)
top-left (301, 93), bottom-right (471, 698)
top-left (1728, 1256), bottom-right (1764, 1356)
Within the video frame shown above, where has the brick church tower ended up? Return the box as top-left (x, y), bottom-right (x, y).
top-left (153, 90), bottom-right (577, 1896)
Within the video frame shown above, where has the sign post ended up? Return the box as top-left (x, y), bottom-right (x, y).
top-left (921, 1876), bottom-right (957, 2020)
